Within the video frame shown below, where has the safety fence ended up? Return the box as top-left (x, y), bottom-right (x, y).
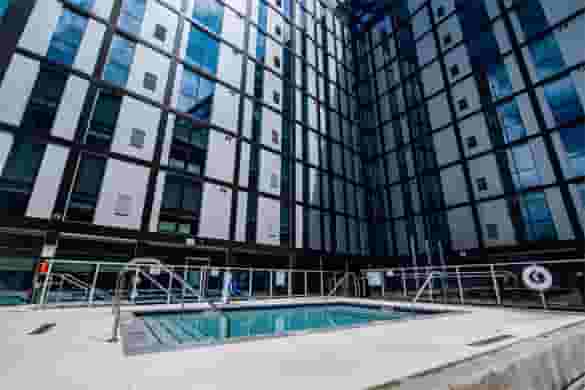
top-left (360, 259), bottom-right (585, 311)
top-left (34, 259), bottom-right (348, 307)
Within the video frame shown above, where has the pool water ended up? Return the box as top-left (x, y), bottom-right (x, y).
top-left (139, 304), bottom-right (423, 346)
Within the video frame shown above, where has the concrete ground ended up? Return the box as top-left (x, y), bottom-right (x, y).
top-left (0, 298), bottom-right (583, 390)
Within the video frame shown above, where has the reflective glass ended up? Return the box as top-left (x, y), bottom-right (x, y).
top-left (119, 0), bottom-right (146, 35)
top-left (103, 36), bottom-right (136, 87)
top-left (67, 0), bottom-right (95, 11)
top-left (177, 69), bottom-right (215, 121)
top-left (192, 0), bottom-right (223, 34)
top-left (559, 124), bottom-right (585, 177)
top-left (528, 35), bottom-right (566, 81)
top-left (47, 10), bottom-right (89, 66)
top-left (186, 26), bottom-right (220, 74)
top-left (496, 100), bottom-right (526, 143)
top-left (543, 75), bottom-right (585, 125)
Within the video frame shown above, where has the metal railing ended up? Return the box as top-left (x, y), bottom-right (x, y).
top-left (35, 259), bottom-right (345, 308)
top-left (327, 272), bottom-right (361, 297)
top-left (362, 258), bottom-right (585, 310)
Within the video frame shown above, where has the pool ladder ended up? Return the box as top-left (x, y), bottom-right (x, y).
top-left (109, 258), bottom-right (200, 343)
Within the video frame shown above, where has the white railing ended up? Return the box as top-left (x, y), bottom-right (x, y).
top-left (35, 259), bottom-right (345, 308)
top-left (363, 258), bottom-right (585, 310)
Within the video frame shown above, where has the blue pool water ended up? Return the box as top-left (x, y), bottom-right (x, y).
top-left (139, 304), bottom-right (434, 346)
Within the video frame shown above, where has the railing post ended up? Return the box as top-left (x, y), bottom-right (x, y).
top-left (288, 270), bottom-right (292, 297)
top-left (540, 291), bottom-right (548, 310)
top-left (304, 271), bottom-right (308, 297)
top-left (427, 267), bottom-right (433, 302)
top-left (88, 263), bottom-right (100, 306)
top-left (39, 260), bottom-right (53, 308)
top-left (491, 264), bottom-right (501, 305)
top-left (269, 271), bottom-right (273, 298)
top-left (320, 271), bottom-right (324, 296)
top-left (456, 266), bottom-right (464, 305)
top-left (248, 269), bottom-right (253, 298)
top-left (401, 269), bottom-right (407, 297)
top-left (381, 271), bottom-right (385, 298)
top-left (199, 268), bottom-right (205, 301)
top-left (167, 270), bottom-right (173, 304)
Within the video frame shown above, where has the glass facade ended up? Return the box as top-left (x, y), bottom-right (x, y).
top-left (0, 0), bottom-right (581, 273)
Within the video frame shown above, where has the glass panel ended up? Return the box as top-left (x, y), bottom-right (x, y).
top-left (47, 10), bottom-right (89, 66)
top-left (496, 100), bottom-right (527, 143)
top-left (186, 26), bottom-right (220, 74)
top-left (103, 36), bottom-right (135, 87)
top-left (192, 0), bottom-right (223, 34)
top-left (119, 0), bottom-right (146, 35)
top-left (177, 69), bottom-right (215, 121)
top-left (271, 270), bottom-right (289, 296)
top-left (543, 75), bottom-right (585, 125)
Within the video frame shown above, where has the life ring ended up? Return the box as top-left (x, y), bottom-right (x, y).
top-left (522, 265), bottom-right (553, 291)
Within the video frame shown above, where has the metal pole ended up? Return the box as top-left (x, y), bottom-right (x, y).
top-left (491, 264), bottom-right (501, 305)
top-left (199, 268), bottom-right (204, 301)
top-left (427, 267), bottom-right (433, 302)
top-left (248, 269), bottom-right (253, 298)
top-left (381, 271), bottom-right (385, 298)
top-left (320, 271), bottom-right (324, 296)
top-left (540, 291), bottom-right (548, 310)
top-left (410, 236), bottom-right (419, 289)
top-left (304, 271), bottom-right (308, 297)
top-left (89, 263), bottom-right (100, 306)
top-left (40, 261), bottom-right (53, 308)
top-left (269, 271), bottom-right (273, 298)
top-left (288, 270), bottom-right (292, 297)
top-left (456, 267), bottom-right (464, 305)
top-left (401, 268), bottom-right (407, 297)
top-left (167, 270), bottom-right (173, 304)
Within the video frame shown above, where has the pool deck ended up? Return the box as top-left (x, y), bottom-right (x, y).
top-left (0, 298), bottom-right (584, 390)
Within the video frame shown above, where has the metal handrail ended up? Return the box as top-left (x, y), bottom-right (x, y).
top-left (412, 272), bottom-right (441, 303)
top-left (109, 258), bottom-right (201, 343)
top-left (327, 272), bottom-right (360, 297)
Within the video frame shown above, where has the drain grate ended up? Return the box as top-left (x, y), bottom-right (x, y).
top-left (28, 322), bottom-right (56, 335)
top-left (467, 334), bottom-right (514, 347)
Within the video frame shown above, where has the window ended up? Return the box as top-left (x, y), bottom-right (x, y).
top-left (114, 194), bottom-right (132, 216)
top-left (143, 72), bottom-right (157, 91)
top-left (67, 155), bottom-right (107, 222)
top-left (85, 92), bottom-right (122, 148)
top-left (466, 136), bottom-right (477, 148)
top-left (274, 56), bottom-right (281, 68)
top-left (273, 91), bottom-right (280, 105)
top-left (103, 36), bottom-right (136, 87)
top-left (119, 0), bottom-right (146, 35)
top-left (22, 68), bottom-right (68, 135)
top-left (509, 143), bottom-right (541, 190)
top-left (496, 100), bottom-right (527, 144)
top-left (543, 75), bottom-right (585, 126)
top-left (443, 34), bottom-right (452, 46)
top-left (0, 141), bottom-right (45, 216)
top-left (159, 175), bottom-right (203, 235)
top-left (66, 0), bottom-right (95, 11)
top-left (169, 118), bottom-right (209, 175)
top-left (177, 69), bottom-right (215, 121)
top-left (486, 61), bottom-right (513, 100)
top-left (527, 35), bottom-right (565, 82)
top-left (186, 26), bottom-right (220, 74)
top-left (521, 191), bottom-right (557, 241)
top-left (458, 98), bottom-right (468, 111)
top-left (192, 0), bottom-right (224, 34)
top-left (450, 64), bottom-right (460, 77)
top-left (47, 9), bottom-right (89, 66)
top-left (558, 124), bottom-right (585, 178)
top-left (486, 224), bottom-right (498, 240)
top-left (154, 24), bottom-right (167, 42)
top-left (0, 0), bottom-right (13, 19)
top-left (476, 177), bottom-right (488, 191)
top-left (130, 128), bottom-right (145, 148)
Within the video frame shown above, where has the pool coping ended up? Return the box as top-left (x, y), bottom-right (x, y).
top-left (121, 299), bottom-right (468, 356)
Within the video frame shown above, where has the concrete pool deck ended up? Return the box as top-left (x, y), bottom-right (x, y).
top-left (0, 298), bottom-right (584, 390)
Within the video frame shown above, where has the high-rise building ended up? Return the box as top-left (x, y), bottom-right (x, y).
top-left (0, 0), bottom-right (583, 297)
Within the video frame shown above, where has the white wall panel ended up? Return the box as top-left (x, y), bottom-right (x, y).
top-left (235, 191), bottom-right (247, 242)
top-left (94, 159), bottom-right (149, 229)
top-left (74, 20), bottom-right (105, 75)
top-left (206, 130), bottom-right (236, 182)
top-left (296, 205), bottom-right (303, 249)
top-left (469, 154), bottom-right (504, 200)
top-left (242, 99), bottom-right (253, 139)
top-left (110, 97), bottom-right (161, 161)
top-left (437, 16), bottom-right (462, 52)
top-left (444, 45), bottom-right (472, 84)
top-left (479, 198), bottom-right (516, 246)
top-left (433, 127), bottom-right (459, 166)
top-left (440, 165), bottom-right (469, 206)
top-left (26, 144), bottom-right (69, 219)
top-left (428, 92), bottom-right (451, 130)
top-left (0, 132), bottom-right (13, 174)
top-left (459, 113), bottom-right (491, 157)
top-left (222, 7), bottom-right (244, 48)
top-left (448, 206), bottom-right (478, 250)
top-left (0, 55), bottom-right (39, 126)
top-left (263, 70), bottom-right (282, 111)
top-left (199, 183), bottom-right (232, 240)
top-left (256, 196), bottom-right (280, 246)
top-left (93, 0), bottom-right (114, 20)
top-left (266, 38), bottom-right (283, 75)
top-left (18, 0), bottom-right (62, 56)
top-left (211, 84), bottom-right (239, 133)
top-left (421, 62), bottom-right (444, 97)
top-left (126, 44), bottom-right (170, 103)
top-left (52, 76), bottom-right (89, 141)
top-left (148, 171), bottom-right (165, 232)
top-left (141, 0), bottom-right (178, 53)
top-left (160, 113), bottom-right (175, 166)
top-left (239, 141), bottom-right (251, 187)
top-left (452, 77), bottom-right (481, 119)
top-left (295, 163), bottom-right (303, 202)
top-left (259, 149), bottom-right (281, 196)
top-left (261, 107), bottom-right (282, 151)
top-left (217, 42), bottom-right (243, 88)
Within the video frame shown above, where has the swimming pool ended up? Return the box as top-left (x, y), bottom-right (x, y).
top-left (126, 303), bottom-right (445, 354)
